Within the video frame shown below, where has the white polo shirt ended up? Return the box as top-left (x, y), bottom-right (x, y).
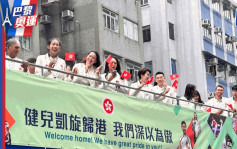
top-left (5, 54), bottom-right (23, 71)
top-left (205, 97), bottom-right (228, 116)
top-left (179, 134), bottom-right (192, 149)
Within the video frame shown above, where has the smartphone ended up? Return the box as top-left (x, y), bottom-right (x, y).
top-left (112, 70), bottom-right (117, 75)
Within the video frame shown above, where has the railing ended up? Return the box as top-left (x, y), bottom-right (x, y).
top-left (5, 58), bottom-right (236, 117)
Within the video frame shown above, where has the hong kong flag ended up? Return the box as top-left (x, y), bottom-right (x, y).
top-left (145, 76), bottom-right (153, 85)
top-left (121, 71), bottom-right (132, 80)
top-left (169, 74), bottom-right (179, 80)
top-left (83, 57), bottom-right (87, 61)
top-left (206, 108), bottom-right (212, 113)
top-left (105, 55), bottom-right (113, 68)
top-left (65, 52), bottom-right (75, 61)
top-left (226, 103), bottom-right (234, 110)
top-left (172, 80), bottom-right (178, 89)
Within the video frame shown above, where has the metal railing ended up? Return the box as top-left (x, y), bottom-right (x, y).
top-left (5, 58), bottom-right (237, 117)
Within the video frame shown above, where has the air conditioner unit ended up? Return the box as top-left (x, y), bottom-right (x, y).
top-left (41, 0), bottom-right (60, 6)
top-left (217, 64), bottom-right (225, 72)
top-left (202, 19), bottom-right (211, 27)
top-left (223, 2), bottom-right (232, 10)
top-left (62, 10), bottom-right (74, 20)
top-left (214, 27), bottom-right (222, 33)
top-left (209, 58), bottom-right (218, 65)
top-left (40, 15), bottom-right (52, 24)
top-left (226, 36), bottom-right (232, 43)
top-left (231, 36), bottom-right (237, 42)
top-left (229, 69), bottom-right (237, 76)
top-left (212, 0), bottom-right (220, 3)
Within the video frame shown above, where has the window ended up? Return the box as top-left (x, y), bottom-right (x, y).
top-left (145, 61), bottom-right (153, 76)
top-left (19, 37), bottom-right (30, 50)
top-left (203, 26), bottom-right (212, 40)
top-left (126, 63), bottom-right (140, 82)
top-left (124, 18), bottom-right (138, 41)
top-left (205, 60), bottom-right (216, 76)
top-left (225, 34), bottom-right (234, 52)
top-left (141, 0), bottom-right (148, 5)
top-left (169, 22), bottom-right (174, 40)
top-left (223, 3), bottom-right (231, 20)
top-left (171, 59), bottom-right (177, 74)
top-left (226, 42), bottom-right (233, 52)
top-left (103, 8), bottom-right (119, 33)
top-left (217, 64), bottom-right (226, 81)
top-left (212, 1), bottom-right (220, 12)
top-left (223, 10), bottom-right (231, 20)
top-left (143, 25), bottom-right (151, 42)
top-left (167, 0), bottom-right (172, 4)
top-left (214, 31), bottom-right (222, 46)
top-left (62, 19), bottom-right (74, 33)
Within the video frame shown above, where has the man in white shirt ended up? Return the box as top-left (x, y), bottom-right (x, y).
top-left (153, 72), bottom-right (177, 105)
top-left (179, 121), bottom-right (192, 149)
top-left (192, 112), bottom-right (201, 143)
top-left (226, 85), bottom-right (237, 118)
top-left (205, 85), bottom-right (228, 116)
top-left (5, 38), bottom-right (23, 71)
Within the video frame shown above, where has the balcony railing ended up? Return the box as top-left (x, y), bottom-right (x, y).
top-left (5, 58), bottom-right (236, 117)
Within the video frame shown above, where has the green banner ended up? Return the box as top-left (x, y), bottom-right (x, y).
top-left (6, 70), bottom-right (237, 149)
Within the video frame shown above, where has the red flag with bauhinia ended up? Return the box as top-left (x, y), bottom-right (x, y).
top-left (169, 74), bottom-right (179, 80)
top-left (145, 76), bottom-right (153, 85)
top-left (172, 80), bottom-right (178, 89)
top-left (226, 103), bottom-right (234, 110)
top-left (121, 70), bottom-right (132, 80)
top-left (83, 57), bottom-right (86, 61)
top-left (206, 108), bottom-right (211, 112)
top-left (105, 55), bottom-right (113, 68)
top-left (65, 52), bottom-right (75, 61)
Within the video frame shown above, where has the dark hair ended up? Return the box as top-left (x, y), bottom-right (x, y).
top-left (83, 51), bottom-right (101, 67)
top-left (104, 56), bottom-right (122, 78)
top-left (26, 58), bottom-right (36, 63)
top-left (154, 71), bottom-right (165, 86)
top-left (66, 65), bottom-right (72, 70)
top-left (138, 68), bottom-right (151, 80)
top-left (232, 85), bottom-right (237, 91)
top-left (184, 84), bottom-right (196, 101)
top-left (47, 38), bottom-right (62, 47)
top-left (215, 85), bottom-right (224, 90)
top-left (181, 121), bottom-right (186, 126)
top-left (193, 90), bottom-right (204, 104)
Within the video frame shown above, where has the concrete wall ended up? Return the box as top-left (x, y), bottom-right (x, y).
top-left (38, 0), bottom-right (99, 62)
top-left (98, 0), bottom-right (144, 67)
top-left (142, 0), bottom-right (208, 100)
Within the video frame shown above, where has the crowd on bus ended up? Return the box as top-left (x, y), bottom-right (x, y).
top-left (5, 37), bottom-right (237, 118)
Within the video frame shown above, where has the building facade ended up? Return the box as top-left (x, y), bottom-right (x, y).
top-left (17, 0), bottom-right (144, 82)
top-left (141, 0), bottom-right (237, 100)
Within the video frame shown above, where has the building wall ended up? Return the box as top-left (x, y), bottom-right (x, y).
top-left (142, 0), bottom-right (237, 99)
top-left (142, 0), bottom-right (208, 100)
top-left (98, 0), bottom-right (144, 69)
top-left (38, 0), bottom-right (99, 61)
